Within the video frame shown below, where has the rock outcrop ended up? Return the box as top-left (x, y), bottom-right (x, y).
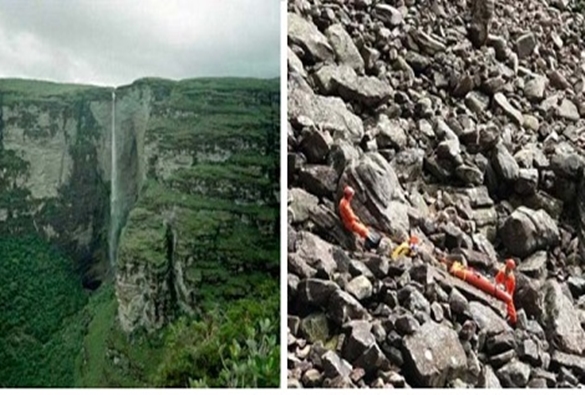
top-left (0, 77), bottom-right (280, 333)
top-left (287, 0), bottom-right (585, 388)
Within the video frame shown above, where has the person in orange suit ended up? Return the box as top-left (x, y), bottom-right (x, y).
top-left (495, 259), bottom-right (516, 296)
top-left (339, 185), bottom-right (381, 250)
top-left (408, 235), bottom-right (420, 256)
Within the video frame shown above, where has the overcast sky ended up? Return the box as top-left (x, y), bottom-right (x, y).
top-left (0, 0), bottom-right (280, 87)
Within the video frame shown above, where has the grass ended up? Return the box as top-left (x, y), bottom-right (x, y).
top-left (0, 78), bottom-right (111, 106)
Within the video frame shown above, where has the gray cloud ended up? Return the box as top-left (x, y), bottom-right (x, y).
top-left (0, 0), bottom-right (280, 87)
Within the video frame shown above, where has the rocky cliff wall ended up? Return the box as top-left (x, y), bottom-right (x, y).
top-left (0, 77), bottom-right (280, 332)
top-left (115, 78), bottom-right (280, 332)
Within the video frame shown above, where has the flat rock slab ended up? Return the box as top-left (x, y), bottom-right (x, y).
top-left (469, 301), bottom-right (511, 336)
top-left (289, 74), bottom-right (364, 142)
top-left (551, 351), bottom-right (585, 380)
top-left (500, 206), bottom-right (560, 259)
top-left (288, 13), bottom-right (334, 63)
top-left (539, 280), bottom-right (585, 355)
top-left (402, 321), bottom-right (467, 387)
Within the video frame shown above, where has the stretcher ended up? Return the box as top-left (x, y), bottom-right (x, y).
top-left (448, 261), bottom-right (517, 324)
top-left (387, 236), bottom-right (517, 325)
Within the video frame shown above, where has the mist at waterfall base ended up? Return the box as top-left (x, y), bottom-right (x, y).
top-left (109, 89), bottom-right (118, 268)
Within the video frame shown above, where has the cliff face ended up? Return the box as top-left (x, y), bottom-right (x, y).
top-left (0, 77), bottom-right (280, 332)
top-left (115, 78), bottom-right (280, 332)
top-left (0, 81), bottom-right (113, 288)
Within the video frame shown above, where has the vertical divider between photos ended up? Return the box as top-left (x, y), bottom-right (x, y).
top-left (279, 0), bottom-right (289, 389)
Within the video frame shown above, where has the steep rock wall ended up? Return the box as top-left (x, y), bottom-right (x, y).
top-left (0, 83), bottom-right (113, 287)
top-left (0, 78), bottom-right (280, 333)
top-left (115, 78), bottom-right (280, 332)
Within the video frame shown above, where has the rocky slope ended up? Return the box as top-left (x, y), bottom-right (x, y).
top-left (287, 0), bottom-right (585, 388)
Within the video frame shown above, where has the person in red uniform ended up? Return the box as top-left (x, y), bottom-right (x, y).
top-left (495, 259), bottom-right (516, 296)
top-left (339, 185), bottom-right (381, 250)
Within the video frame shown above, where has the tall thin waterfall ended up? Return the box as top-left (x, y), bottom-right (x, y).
top-left (109, 89), bottom-right (117, 267)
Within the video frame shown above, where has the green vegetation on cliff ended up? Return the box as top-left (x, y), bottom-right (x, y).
top-left (73, 276), bottom-right (278, 388)
top-left (0, 76), bottom-right (280, 388)
top-left (0, 78), bottom-right (110, 106)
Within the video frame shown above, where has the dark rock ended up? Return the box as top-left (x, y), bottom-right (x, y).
top-left (515, 168), bottom-right (539, 196)
top-left (456, 163), bottom-right (484, 186)
top-left (328, 289), bottom-right (370, 325)
top-left (322, 350), bottom-right (352, 379)
top-left (382, 344), bottom-right (404, 367)
top-left (539, 280), bottom-right (585, 355)
top-left (289, 73), bottom-right (364, 142)
top-left (348, 259), bottom-right (375, 280)
top-left (514, 273), bottom-right (543, 319)
top-left (398, 286), bottom-right (431, 315)
top-left (518, 339), bottom-right (541, 366)
top-left (298, 278), bottom-right (340, 307)
top-left (449, 288), bottom-right (469, 315)
top-left (328, 140), bottom-right (360, 176)
top-left (527, 378), bottom-right (547, 388)
top-left (325, 24), bottom-right (364, 74)
top-left (492, 143), bottom-right (520, 182)
top-left (550, 151), bottom-right (584, 179)
top-left (490, 349), bottom-right (517, 369)
top-left (395, 314), bottom-right (421, 335)
top-left (302, 369), bottom-right (323, 387)
top-left (486, 331), bottom-right (517, 355)
top-left (515, 33), bottom-right (537, 58)
top-left (500, 207), bottom-right (560, 258)
top-left (299, 128), bottom-right (333, 164)
top-left (342, 320), bottom-right (375, 363)
top-left (298, 165), bottom-right (339, 199)
top-left (478, 365), bottom-right (502, 388)
top-left (402, 321), bottom-right (467, 387)
top-left (431, 302), bottom-right (444, 322)
top-left (518, 251), bottom-right (547, 280)
top-left (496, 360), bottom-right (531, 387)
top-left (567, 276), bottom-right (585, 299)
top-left (551, 351), bottom-right (585, 380)
top-left (354, 343), bottom-right (391, 374)
top-left (288, 13), bottom-right (335, 63)
top-left (469, 301), bottom-right (510, 336)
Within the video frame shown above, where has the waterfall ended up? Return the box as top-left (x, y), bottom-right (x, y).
top-left (109, 89), bottom-right (117, 267)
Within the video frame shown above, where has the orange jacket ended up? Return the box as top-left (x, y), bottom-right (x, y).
top-left (495, 268), bottom-right (515, 296)
top-left (339, 197), bottom-right (358, 227)
top-left (339, 197), bottom-right (368, 238)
